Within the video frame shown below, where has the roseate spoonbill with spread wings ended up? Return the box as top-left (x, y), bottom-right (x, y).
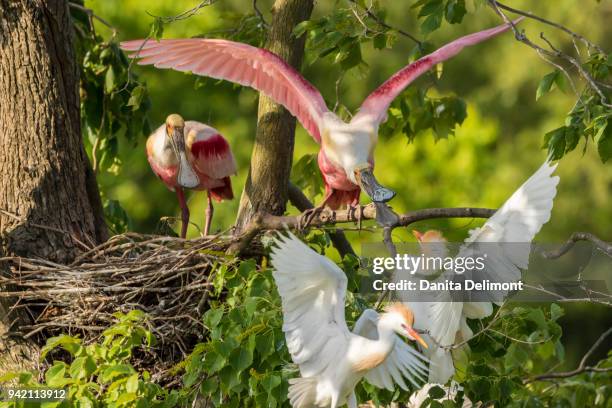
top-left (121, 20), bottom-right (519, 225)
top-left (270, 232), bottom-right (429, 408)
top-left (402, 160), bottom-right (559, 383)
top-left (148, 114), bottom-right (236, 238)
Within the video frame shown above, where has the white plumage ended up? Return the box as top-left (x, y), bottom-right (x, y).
top-left (403, 160), bottom-right (559, 384)
top-left (270, 232), bottom-right (428, 408)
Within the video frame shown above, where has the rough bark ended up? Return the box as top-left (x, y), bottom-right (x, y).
top-left (0, 0), bottom-right (108, 374)
top-left (234, 0), bottom-right (314, 233)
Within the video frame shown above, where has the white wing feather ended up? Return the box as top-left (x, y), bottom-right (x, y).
top-left (270, 232), bottom-right (351, 378)
top-left (352, 309), bottom-right (429, 391)
top-left (411, 160), bottom-right (559, 384)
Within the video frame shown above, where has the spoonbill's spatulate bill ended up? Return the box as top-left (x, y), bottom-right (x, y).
top-left (147, 114), bottom-right (237, 238)
top-left (270, 232), bottom-right (429, 408)
top-left (121, 20), bottom-right (519, 214)
top-left (403, 160), bottom-right (559, 383)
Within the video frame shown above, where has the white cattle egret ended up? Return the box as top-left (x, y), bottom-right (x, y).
top-left (121, 20), bottom-right (520, 225)
top-left (148, 114), bottom-right (237, 237)
top-left (270, 232), bottom-right (429, 408)
top-left (404, 160), bottom-right (559, 383)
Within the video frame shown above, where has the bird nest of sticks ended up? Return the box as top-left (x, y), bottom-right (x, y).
top-left (1, 232), bottom-right (254, 382)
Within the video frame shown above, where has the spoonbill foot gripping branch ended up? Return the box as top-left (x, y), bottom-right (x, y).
top-left (121, 20), bottom-right (520, 226)
top-left (147, 114), bottom-right (237, 238)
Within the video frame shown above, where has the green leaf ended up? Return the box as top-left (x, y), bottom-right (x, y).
top-left (544, 127), bottom-right (566, 160)
top-left (69, 356), bottom-right (97, 380)
top-left (126, 373), bottom-right (139, 393)
top-left (100, 364), bottom-right (135, 383)
top-left (595, 118), bottom-right (611, 163)
top-left (550, 303), bottom-right (564, 321)
top-left (428, 385), bottom-right (446, 399)
top-left (104, 66), bottom-right (116, 94)
top-left (45, 363), bottom-right (68, 388)
top-left (149, 17), bottom-right (164, 40)
top-left (420, 13), bottom-right (443, 35)
top-left (42, 335), bottom-right (82, 358)
top-left (116, 392), bottom-right (138, 404)
top-left (373, 33), bottom-right (387, 50)
top-left (200, 377), bottom-right (218, 395)
top-left (127, 85), bottom-right (146, 111)
top-left (536, 70), bottom-right (558, 101)
top-left (261, 374), bottom-right (281, 396)
top-left (417, 0), bottom-right (444, 17)
top-left (445, 0), bottom-right (467, 24)
top-left (203, 307), bottom-right (224, 329)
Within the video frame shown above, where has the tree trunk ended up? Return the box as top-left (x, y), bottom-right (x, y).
top-left (234, 0), bottom-right (314, 233)
top-left (0, 0), bottom-right (107, 374)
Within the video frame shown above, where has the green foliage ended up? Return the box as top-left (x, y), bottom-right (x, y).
top-left (72, 5), bottom-right (152, 175)
top-left (178, 259), bottom-right (291, 407)
top-left (412, 0), bottom-right (467, 35)
top-left (291, 153), bottom-right (324, 202)
top-left (537, 53), bottom-right (611, 163)
top-left (293, 5), bottom-right (397, 73)
top-left (0, 311), bottom-right (177, 408)
top-left (380, 88), bottom-right (467, 142)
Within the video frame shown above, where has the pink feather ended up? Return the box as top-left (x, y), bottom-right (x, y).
top-left (120, 38), bottom-right (330, 143)
top-left (355, 19), bottom-right (523, 126)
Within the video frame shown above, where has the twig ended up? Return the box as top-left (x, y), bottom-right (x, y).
top-left (488, 0), bottom-right (612, 108)
top-left (347, 0), bottom-right (422, 46)
top-left (525, 327), bottom-right (612, 383)
top-left (542, 232), bottom-right (612, 259)
top-left (492, 1), bottom-right (605, 54)
top-left (253, 0), bottom-right (268, 28)
top-left (69, 2), bottom-right (117, 37)
top-left (147, 0), bottom-right (220, 23)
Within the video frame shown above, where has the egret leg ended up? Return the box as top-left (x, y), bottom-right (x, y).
top-left (176, 187), bottom-right (190, 239)
top-left (204, 191), bottom-right (214, 236)
top-left (298, 191), bottom-right (334, 230)
top-left (347, 392), bottom-right (357, 408)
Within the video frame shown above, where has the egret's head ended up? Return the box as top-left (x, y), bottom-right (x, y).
top-left (352, 164), bottom-right (396, 203)
top-left (165, 114), bottom-right (199, 188)
top-left (413, 229), bottom-right (449, 259)
top-left (382, 303), bottom-right (428, 349)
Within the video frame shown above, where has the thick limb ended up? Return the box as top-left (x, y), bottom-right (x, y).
top-left (204, 191), bottom-right (214, 236)
top-left (298, 190), bottom-right (334, 230)
top-left (175, 187), bottom-right (190, 238)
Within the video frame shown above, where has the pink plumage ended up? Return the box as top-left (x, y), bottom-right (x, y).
top-left (123, 20), bottom-right (518, 212)
top-left (146, 119), bottom-right (237, 237)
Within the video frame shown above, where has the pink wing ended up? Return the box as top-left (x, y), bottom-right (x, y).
top-left (190, 133), bottom-right (237, 180)
top-left (354, 19), bottom-right (522, 126)
top-left (120, 39), bottom-right (330, 143)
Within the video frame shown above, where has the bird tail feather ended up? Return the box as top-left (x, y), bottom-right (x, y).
top-left (288, 377), bottom-right (318, 408)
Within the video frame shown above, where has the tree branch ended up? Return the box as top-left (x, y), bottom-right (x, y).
top-left (488, 0), bottom-right (612, 108)
top-left (492, 1), bottom-right (605, 54)
top-left (542, 232), bottom-right (612, 259)
top-left (525, 327), bottom-right (612, 383)
top-left (227, 205), bottom-right (495, 255)
top-left (347, 0), bottom-right (422, 45)
top-left (287, 183), bottom-right (355, 258)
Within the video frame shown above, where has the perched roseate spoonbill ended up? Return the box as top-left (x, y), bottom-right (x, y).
top-left (121, 20), bottom-right (519, 225)
top-left (270, 232), bottom-right (429, 408)
top-left (148, 114), bottom-right (236, 238)
top-left (403, 160), bottom-right (559, 383)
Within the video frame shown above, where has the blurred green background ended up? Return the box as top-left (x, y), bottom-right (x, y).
top-left (86, 0), bottom-right (611, 367)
